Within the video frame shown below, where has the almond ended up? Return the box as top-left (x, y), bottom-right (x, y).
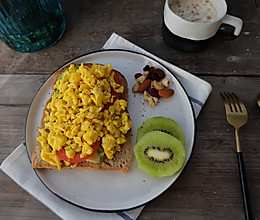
top-left (138, 79), bottom-right (151, 93)
top-left (158, 88), bottom-right (174, 98)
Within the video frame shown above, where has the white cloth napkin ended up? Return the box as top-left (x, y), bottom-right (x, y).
top-left (1, 33), bottom-right (212, 220)
top-left (103, 33), bottom-right (212, 118)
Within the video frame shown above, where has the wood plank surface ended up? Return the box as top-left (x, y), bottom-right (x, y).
top-left (0, 74), bottom-right (259, 219)
top-left (0, 0), bottom-right (259, 76)
top-left (0, 0), bottom-right (259, 219)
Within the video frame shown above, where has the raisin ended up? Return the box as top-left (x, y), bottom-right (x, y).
top-left (155, 68), bottom-right (165, 79)
top-left (148, 88), bottom-right (160, 98)
top-left (143, 65), bottom-right (150, 71)
top-left (134, 73), bottom-right (142, 79)
top-left (150, 72), bottom-right (160, 81)
top-left (149, 66), bottom-right (155, 73)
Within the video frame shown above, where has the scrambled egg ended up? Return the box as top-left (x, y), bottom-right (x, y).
top-left (37, 63), bottom-right (132, 169)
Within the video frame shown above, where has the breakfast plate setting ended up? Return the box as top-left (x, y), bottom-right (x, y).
top-left (25, 49), bottom-right (196, 211)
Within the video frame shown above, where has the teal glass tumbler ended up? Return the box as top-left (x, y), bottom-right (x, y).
top-left (0, 0), bottom-right (66, 52)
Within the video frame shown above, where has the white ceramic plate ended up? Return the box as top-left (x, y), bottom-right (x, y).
top-left (26, 49), bottom-right (195, 211)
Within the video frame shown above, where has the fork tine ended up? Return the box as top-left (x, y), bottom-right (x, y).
top-left (220, 92), bottom-right (226, 101)
top-left (226, 92), bottom-right (242, 112)
top-left (220, 92), bottom-right (251, 220)
top-left (222, 92), bottom-right (247, 113)
top-left (220, 92), bottom-right (232, 113)
top-left (231, 92), bottom-right (248, 113)
top-left (221, 92), bottom-right (236, 113)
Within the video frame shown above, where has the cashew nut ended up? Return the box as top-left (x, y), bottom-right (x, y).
top-left (153, 80), bottom-right (164, 90)
top-left (137, 75), bottom-right (146, 84)
top-left (144, 91), bottom-right (151, 101)
top-left (148, 97), bottom-right (159, 107)
top-left (144, 91), bottom-right (158, 107)
top-left (132, 83), bottom-right (139, 93)
top-left (161, 78), bottom-right (170, 87)
top-left (143, 71), bottom-right (150, 78)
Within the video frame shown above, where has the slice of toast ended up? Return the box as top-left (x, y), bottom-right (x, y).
top-left (31, 63), bottom-right (132, 173)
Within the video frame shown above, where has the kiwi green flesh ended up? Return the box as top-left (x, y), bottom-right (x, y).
top-left (136, 116), bottom-right (185, 144)
top-left (134, 131), bottom-right (186, 178)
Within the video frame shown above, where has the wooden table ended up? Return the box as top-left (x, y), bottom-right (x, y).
top-left (0, 0), bottom-right (259, 219)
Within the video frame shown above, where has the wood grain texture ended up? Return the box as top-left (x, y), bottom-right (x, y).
top-left (0, 75), bottom-right (259, 219)
top-left (138, 76), bottom-right (260, 220)
top-left (0, 0), bottom-right (259, 218)
top-left (0, 0), bottom-right (259, 76)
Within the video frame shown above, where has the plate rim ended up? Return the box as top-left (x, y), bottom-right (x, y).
top-left (25, 49), bottom-right (196, 212)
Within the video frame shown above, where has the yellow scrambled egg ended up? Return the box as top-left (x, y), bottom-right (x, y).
top-left (37, 63), bottom-right (132, 169)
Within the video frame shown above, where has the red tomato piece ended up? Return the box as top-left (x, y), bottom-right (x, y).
top-left (103, 72), bottom-right (122, 110)
top-left (56, 139), bottom-right (100, 163)
top-left (113, 71), bottom-right (122, 86)
top-left (86, 63), bottom-right (93, 68)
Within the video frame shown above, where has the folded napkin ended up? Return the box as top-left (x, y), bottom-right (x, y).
top-left (1, 33), bottom-right (212, 220)
top-left (103, 33), bottom-right (212, 118)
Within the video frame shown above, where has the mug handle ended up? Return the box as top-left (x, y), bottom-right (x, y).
top-left (215, 14), bottom-right (243, 40)
top-left (221, 14), bottom-right (243, 36)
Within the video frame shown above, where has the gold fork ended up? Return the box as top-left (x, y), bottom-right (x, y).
top-left (220, 92), bottom-right (253, 220)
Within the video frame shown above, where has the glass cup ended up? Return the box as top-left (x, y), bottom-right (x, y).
top-left (0, 0), bottom-right (66, 53)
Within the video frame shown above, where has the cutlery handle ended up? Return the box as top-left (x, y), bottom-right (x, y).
top-left (237, 152), bottom-right (253, 220)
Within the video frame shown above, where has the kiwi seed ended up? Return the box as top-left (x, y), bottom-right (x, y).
top-left (134, 131), bottom-right (186, 178)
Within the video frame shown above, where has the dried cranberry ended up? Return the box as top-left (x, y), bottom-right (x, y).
top-left (143, 65), bottom-right (150, 71)
top-left (149, 66), bottom-right (155, 73)
top-left (134, 73), bottom-right (142, 79)
top-left (155, 68), bottom-right (165, 79)
top-left (148, 88), bottom-right (160, 98)
top-left (150, 72), bottom-right (160, 81)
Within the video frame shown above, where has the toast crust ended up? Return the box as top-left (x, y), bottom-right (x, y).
top-left (31, 63), bottom-right (132, 173)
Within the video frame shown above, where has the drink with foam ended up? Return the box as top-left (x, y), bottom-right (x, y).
top-left (163, 0), bottom-right (243, 52)
top-left (169, 0), bottom-right (218, 23)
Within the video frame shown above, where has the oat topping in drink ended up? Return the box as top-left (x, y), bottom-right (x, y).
top-left (169, 0), bottom-right (218, 23)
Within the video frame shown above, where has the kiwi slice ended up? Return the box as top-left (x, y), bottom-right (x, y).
top-left (136, 116), bottom-right (185, 144)
top-left (134, 131), bottom-right (186, 178)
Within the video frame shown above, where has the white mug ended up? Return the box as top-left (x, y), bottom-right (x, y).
top-left (162, 0), bottom-right (243, 52)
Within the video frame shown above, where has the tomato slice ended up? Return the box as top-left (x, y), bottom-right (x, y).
top-left (112, 71), bottom-right (122, 101)
top-left (56, 139), bottom-right (100, 163)
top-left (86, 63), bottom-right (93, 68)
top-left (113, 71), bottom-right (122, 86)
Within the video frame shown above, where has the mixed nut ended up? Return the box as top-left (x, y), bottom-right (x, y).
top-left (132, 65), bottom-right (174, 107)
